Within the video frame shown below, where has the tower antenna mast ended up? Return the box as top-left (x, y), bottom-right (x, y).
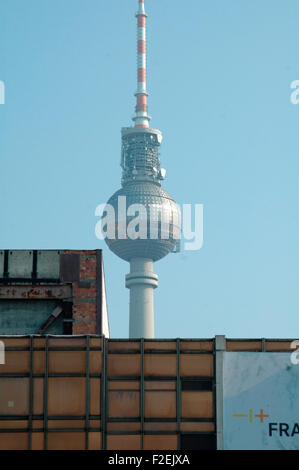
top-left (133, 0), bottom-right (151, 128)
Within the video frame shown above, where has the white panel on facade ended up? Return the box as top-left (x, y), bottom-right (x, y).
top-left (8, 251), bottom-right (33, 278)
top-left (37, 250), bottom-right (61, 279)
top-left (223, 352), bottom-right (299, 450)
top-left (101, 261), bottom-right (110, 338)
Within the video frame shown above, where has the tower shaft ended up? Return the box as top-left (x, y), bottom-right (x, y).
top-left (126, 258), bottom-right (158, 338)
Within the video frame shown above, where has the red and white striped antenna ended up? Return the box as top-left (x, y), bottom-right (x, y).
top-left (133, 0), bottom-right (151, 128)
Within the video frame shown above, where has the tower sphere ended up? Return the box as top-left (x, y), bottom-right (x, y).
top-left (105, 181), bottom-right (181, 262)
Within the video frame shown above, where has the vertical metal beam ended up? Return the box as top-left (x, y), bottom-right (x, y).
top-left (32, 250), bottom-right (37, 283)
top-left (85, 335), bottom-right (90, 450)
top-left (215, 335), bottom-right (226, 450)
top-left (176, 338), bottom-right (181, 450)
top-left (140, 338), bottom-right (145, 450)
top-left (28, 335), bottom-right (34, 450)
top-left (3, 250), bottom-right (9, 284)
top-left (43, 336), bottom-right (49, 450)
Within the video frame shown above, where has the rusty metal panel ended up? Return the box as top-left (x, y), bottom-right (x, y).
top-left (46, 339), bottom-right (101, 375)
top-left (181, 391), bottom-right (213, 418)
top-left (60, 254), bottom-right (80, 282)
top-left (180, 422), bottom-right (215, 432)
top-left (33, 350), bottom-right (46, 375)
top-left (0, 335), bottom-right (218, 450)
top-left (0, 433), bottom-right (28, 450)
top-left (48, 337), bottom-right (86, 347)
top-left (47, 432), bottom-right (85, 450)
top-left (145, 381), bottom-right (176, 390)
top-left (108, 354), bottom-right (141, 377)
top-left (144, 354), bottom-right (177, 377)
top-left (0, 378), bottom-right (29, 414)
top-left (90, 351), bottom-right (102, 374)
top-left (47, 419), bottom-right (85, 429)
top-left (33, 337), bottom-right (46, 347)
top-left (0, 285), bottom-right (72, 300)
top-left (144, 422), bottom-right (177, 432)
top-left (0, 335), bottom-right (104, 450)
top-left (180, 340), bottom-right (214, 351)
top-left (90, 379), bottom-right (101, 415)
top-left (45, 431), bottom-right (101, 450)
top-left (33, 379), bottom-right (44, 415)
top-left (145, 391), bottom-right (176, 418)
top-left (0, 337), bottom-right (30, 348)
top-left (0, 350), bottom-right (30, 374)
top-left (108, 391), bottom-right (140, 418)
top-left (180, 354), bottom-right (214, 377)
top-left (32, 420), bottom-right (44, 429)
top-left (144, 435), bottom-right (178, 450)
top-left (48, 378), bottom-right (86, 416)
top-left (90, 420), bottom-right (101, 429)
top-left (88, 432), bottom-right (101, 450)
top-left (107, 435), bottom-right (141, 450)
top-left (108, 341), bottom-right (140, 352)
top-left (107, 422), bottom-right (141, 432)
top-left (144, 341), bottom-right (176, 351)
top-left (265, 340), bottom-right (293, 351)
top-left (48, 351), bottom-right (86, 374)
top-left (0, 420), bottom-right (28, 429)
top-left (90, 337), bottom-right (102, 348)
top-left (31, 434), bottom-right (44, 450)
top-left (109, 381), bottom-right (140, 390)
top-left (226, 340), bottom-right (262, 351)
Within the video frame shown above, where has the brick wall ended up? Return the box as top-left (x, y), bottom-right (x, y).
top-left (63, 250), bottom-right (102, 335)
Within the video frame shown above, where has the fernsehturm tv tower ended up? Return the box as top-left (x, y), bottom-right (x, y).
top-left (105, 0), bottom-right (181, 338)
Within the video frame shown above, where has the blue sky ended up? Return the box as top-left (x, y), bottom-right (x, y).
top-left (1, 0), bottom-right (298, 338)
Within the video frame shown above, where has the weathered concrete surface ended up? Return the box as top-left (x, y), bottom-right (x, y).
top-left (0, 300), bottom-right (64, 334)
